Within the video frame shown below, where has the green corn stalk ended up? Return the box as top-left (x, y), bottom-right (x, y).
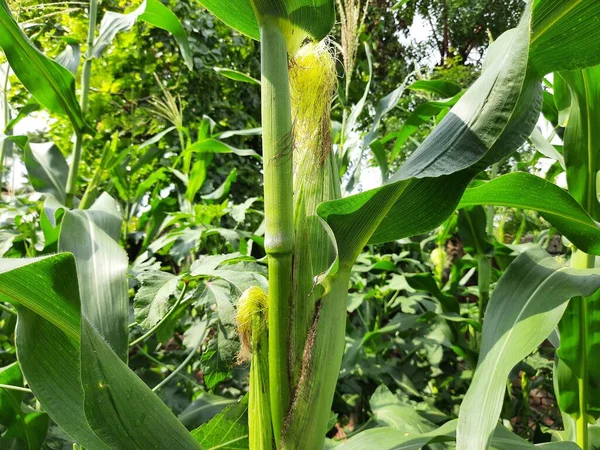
top-left (65, 0), bottom-right (97, 207)
top-left (259, 19), bottom-right (295, 444)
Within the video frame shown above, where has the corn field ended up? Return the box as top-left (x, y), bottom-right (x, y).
top-left (1, 0), bottom-right (600, 449)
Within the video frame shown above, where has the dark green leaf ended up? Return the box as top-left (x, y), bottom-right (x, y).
top-left (457, 247), bottom-right (600, 449)
top-left (458, 172), bottom-right (600, 255)
top-left (0, 0), bottom-right (87, 131)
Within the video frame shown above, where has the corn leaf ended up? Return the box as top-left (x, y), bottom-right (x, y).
top-left (22, 141), bottom-right (69, 205)
top-left (0, 0), bottom-right (87, 132)
top-left (318, 0), bottom-right (600, 274)
top-left (458, 173), bottom-right (600, 255)
top-left (556, 289), bottom-right (600, 420)
top-left (1, 255), bottom-right (108, 449)
top-left (58, 194), bottom-right (129, 361)
top-left (456, 246), bottom-right (600, 449)
top-left (560, 65), bottom-right (600, 220)
top-left (214, 67), bottom-right (260, 85)
top-left (530, 0), bottom-right (600, 75)
top-left (80, 319), bottom-right (200, 449)
top-left (0, 254), bottom-right (201, 449)
top-left (94, 0), bottom-right (193, 69)
top-left (197, 0), bottom-right (335, 43)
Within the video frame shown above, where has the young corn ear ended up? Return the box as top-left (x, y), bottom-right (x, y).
top-left (279, 41), bottom-right (351, 449)
top-left (288, 41), bottom-right (341, 384)
top-left (236, 287), bottom-right (272, 450)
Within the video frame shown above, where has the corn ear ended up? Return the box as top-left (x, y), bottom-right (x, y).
top-left (237, 287), bottom-right (272, 450)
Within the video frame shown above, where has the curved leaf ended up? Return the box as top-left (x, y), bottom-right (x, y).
top-left (214, 67), bottom-right (260, 85)
top-left (530, 0), bottom-right (600, 75)
top-left (0, 0), bottom-right (87, 132)
top-left (58, 194), bottom-right (129, 361)
top-left (0, 255), bottom-right (201, 449)
top-left (456, 247), bottom-right (600, 449)
top-left (198, 0), bottom-right (335, 44)
top-left (458, 172), bottom-right (600, 255)
top-left (94, 0), bottom-right (193, 69)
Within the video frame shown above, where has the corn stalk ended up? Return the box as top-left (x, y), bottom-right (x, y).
top-left (65, 0), bottom-right (97, 207)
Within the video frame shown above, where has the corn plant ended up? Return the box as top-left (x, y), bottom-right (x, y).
top-left (2, 0), bottom-right (600, 449)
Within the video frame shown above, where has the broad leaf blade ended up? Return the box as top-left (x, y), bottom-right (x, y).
top-left (0, 255), bottom-right (201, 449)
top-left (59, 195), bottom-right (129, 361)
top-left (198, 0), bottom-right (335, 43)
top-left (94, 0), bottom-right (193, 69)
top-left (456, 247), bottom-right (600, 449)
top-left (81, 319), bottom-right (200, 449)
top-left (23, 142), bottom-right (69, 204)
top-left (1, 255), bottom-right (108, 449)
top-left (458, 172), bottom-right (600, 255)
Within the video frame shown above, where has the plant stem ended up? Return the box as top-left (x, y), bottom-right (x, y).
top-left (65, 0), bottom-right (97, 207)
top-left (478, 163), bottom-right (498, 323)
top-left (571, 249), bottom-right (594, 450)
top-left (0, 65), bottom-right (12, 183)
top-left (0, 383), bottom-right (32, 394)
top-left (259, 20), bottom-right (294, 444)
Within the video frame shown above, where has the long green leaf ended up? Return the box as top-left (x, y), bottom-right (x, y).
top-left (58, 194), bottom-right (129, 361)
top-left (23, 142), bottom-right (69, 204)
top-left (456, 247), bottom-right (600, 449)
top-left (80, 319), bottom-right (200, 449)
top-left (197, 0), bottom-right (335, 45)
top-left (1, 255), bottom-right (108, 449)
top-left (94, 0), bottom-right (193, 69)
top-left (318, 0), bottom-right (600, 272)
top-left (458, 172), bottom-right (600, 255)
top-left (0, 0), bottom-right (87, 132)
top-left (0, 255), bottom-right (201, 449)
top-left (530, 0), bottom-right (600, 75)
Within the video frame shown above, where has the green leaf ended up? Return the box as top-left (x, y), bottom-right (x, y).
top-left (369, 385), bottom-right (436, 433)
top-left (530, 0), bottom-right (600, 75)
top-left (560, 65), bottom-right (600, 220)
top-left (556, 289), bottom-right (600, 421)
top-left (202, 168), bottom-right (238, 201)
top-left (214, 67), bottom-right (260, 85)
top-left (196, 1), bottom-right (259, 40)
top-left (0, 362), bottom-right (49, 450)
top-left (1, 255), bottom-right (108, 449)
top-left (199, 281), bottom-right (240, 389)
top-left (458, 172), bottom-right (600, 255)
top-left (191, 395), bottom-right (249, 449)
top-left (80, 319), bottom-right (200, 449)
top-left (0, 0), bottom-right (87, 132)
top-left (186, 139), bottom-right (261, 160)
top-left (133, 271), bottom-right (181, 330)
top-left (0, 255), bottom-right (201, 449)
top-left (58, 194), bottom-right (129, 361)
top-left (335, 420), bottom-right (457, 450)
top-left (178, 394), bottom-right (236, 429)
top-left (94, 0), bottom-right (193, 69)
top-left (456, 247), bottom-right (600, 449)
top-left (198, 0), bottom-right (335, 45)
top-left (457, 205), bottom-right (491, 256)
top-left (408, 79), bottom-right (462, 98)
top-left (22, 141), bottom-right (69, 204)
top-left (319, 9), bottom-right (538, 268)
